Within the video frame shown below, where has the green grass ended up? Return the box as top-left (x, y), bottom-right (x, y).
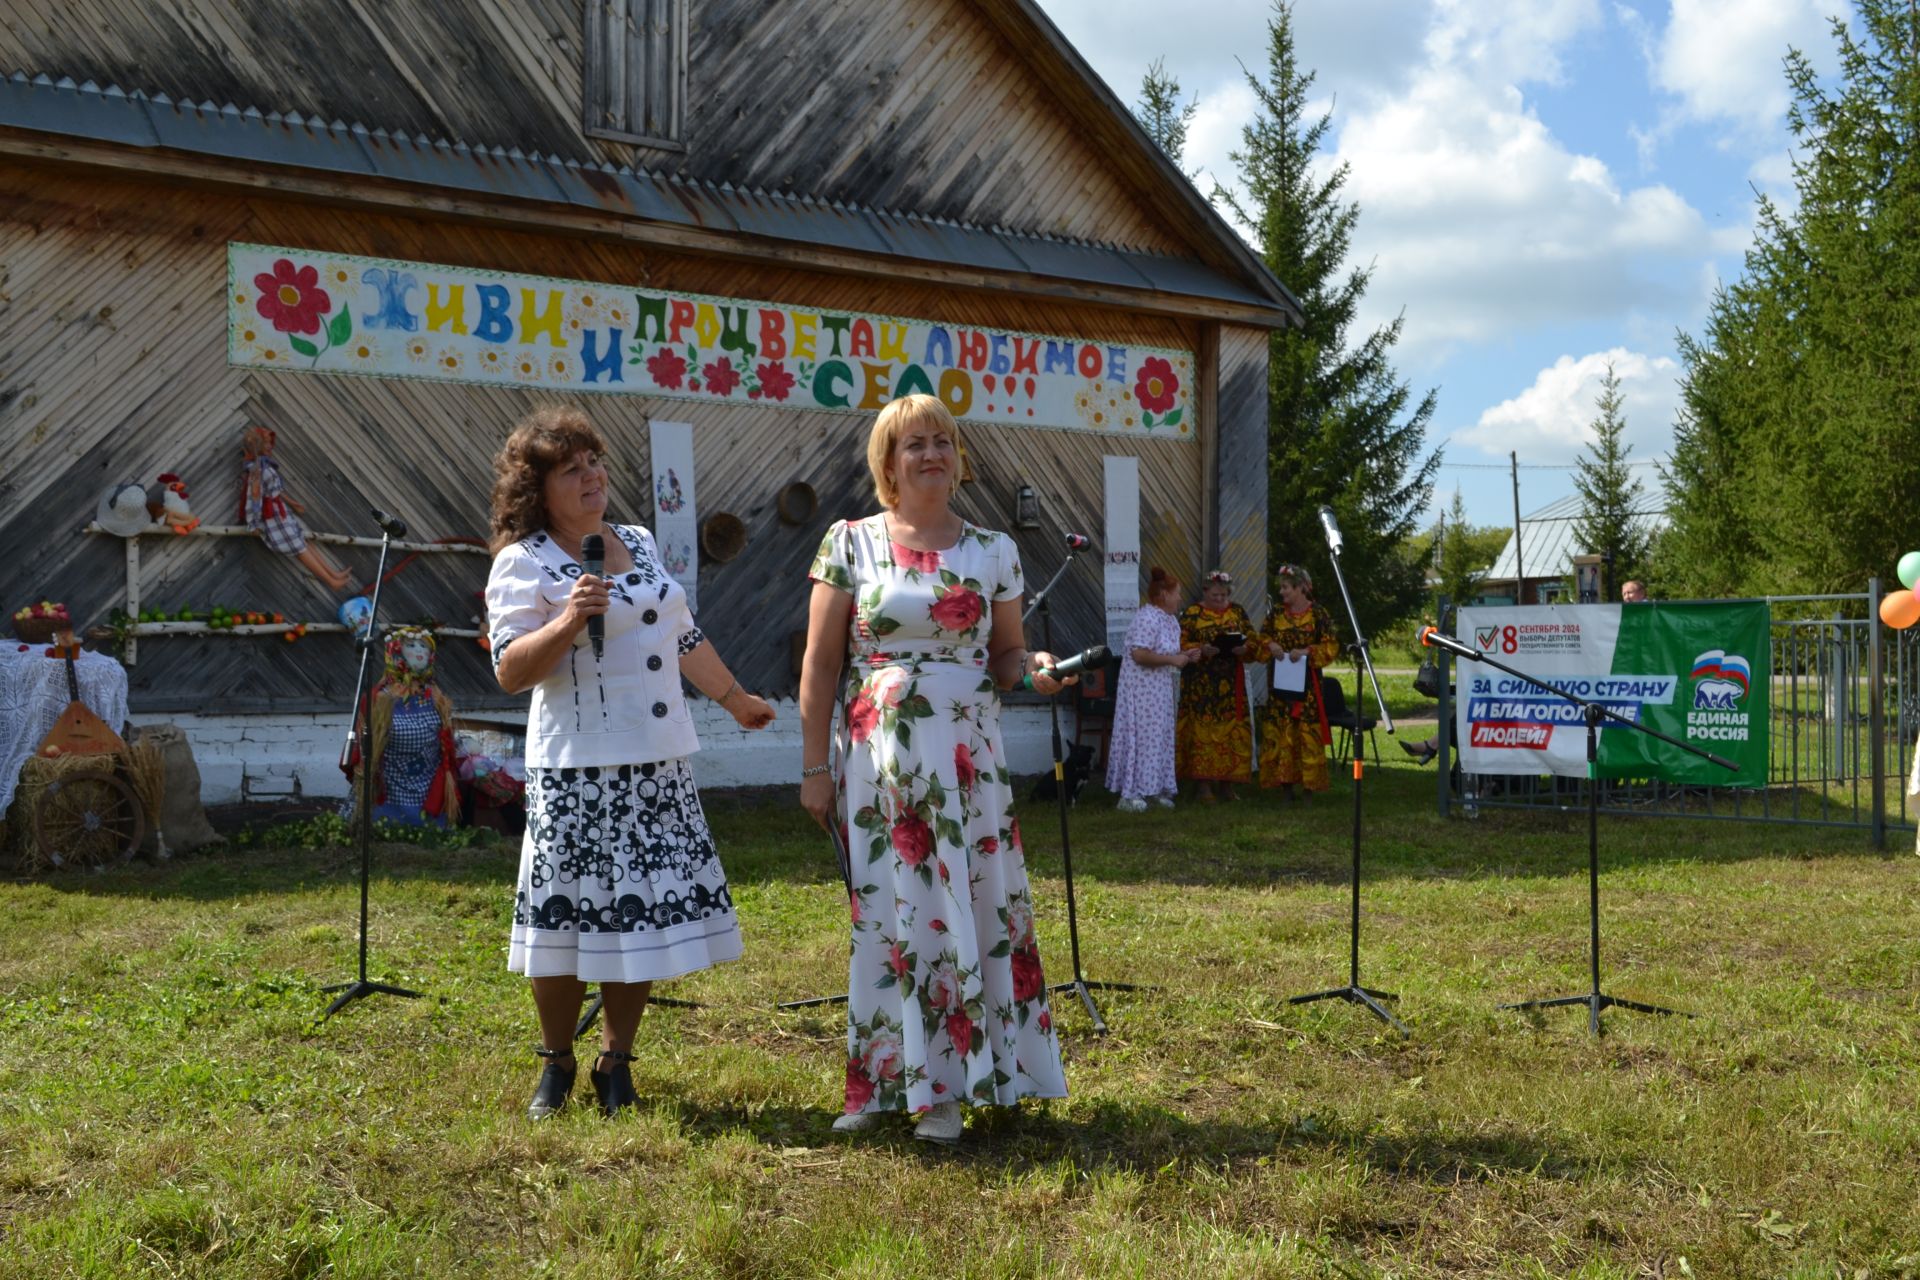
top-left (3, 764), bottom-right (1919, 1277)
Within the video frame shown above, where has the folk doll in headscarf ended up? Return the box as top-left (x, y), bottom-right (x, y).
top-left (346, 626), bottom-right (461, 827)
top-left (1256, 563), bottom-right (1340, 799)
top-left (239, 425), bottom-right (354, 592)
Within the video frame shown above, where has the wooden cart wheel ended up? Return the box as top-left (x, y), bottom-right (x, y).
top-left (33, 770), bottom-right (145, 872)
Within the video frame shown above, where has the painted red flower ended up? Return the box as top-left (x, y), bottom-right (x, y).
top-left (954, 743), bottom-right (978, 790)
top-left (755, 360), bottom-right (796, 402)
top-left (646, 349), bottom-right (687, 390)
top-left (928, 586), bottom-right (984, 632)
top-left (946, 1011), bottom-right (974, 1052)
top-left (253, 259), bottom-right (331, 335)
top-left (703, 356), bottom-right (741, 396)
top-left (975, 835), bottom-right (999, 855)
top-left (891, 811), bottom-right (934, 866)
top-left (1038, 1011), bottom-right (1052, 1034)
top-left (892, 543), bottom-right (941, 573)
top-left (1011, 947), bottom-right (1045, 1002)
top-left (1134, 356), bottom-right (1179, 413)
top-left (1009, 816), bottom-right (1023, 851)
top-left (844, 1058), bottom-right (875, 1113)
top-left (887, 940), bottom-right (910, 979)
top-left (847, 689), bottom-right (880, 743)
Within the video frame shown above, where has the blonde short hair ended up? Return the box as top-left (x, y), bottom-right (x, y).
top-left (867, 394), bottom-right (962, 508)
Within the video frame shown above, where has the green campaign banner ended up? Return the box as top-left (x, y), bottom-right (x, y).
top-left (1454, 601), bottom-right (1771, 785)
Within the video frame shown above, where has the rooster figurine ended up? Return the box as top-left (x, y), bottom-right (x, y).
top-left (146, 473), bottom-right (200, 535)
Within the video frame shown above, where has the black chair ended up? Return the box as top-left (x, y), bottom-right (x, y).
top-left (1320, 674), bottom-right (1380, 768)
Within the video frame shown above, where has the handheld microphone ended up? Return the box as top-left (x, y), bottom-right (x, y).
top-left (581, 533), bottom-right (605, 660)
top-left (1018, 643), bottom-right (1109, 691)
top-left (1317, 505), bottom-right (1344, 555)
top-left (1063, 532), bottom-right (1092, 551)
top-left (1418, 626), bottom-right (1479, 662)
top-left (370, 507), bottom-right (407, 539)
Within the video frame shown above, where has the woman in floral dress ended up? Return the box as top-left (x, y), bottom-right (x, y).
top-left (1256, 564), bottom-right (1341, 797)
top-left (799, 394), bottom-right (1070, 1146)
top-left (1175, 571), bottom-right (1256, 802)
top-left (1106, 567), bottom-right (1199, 811)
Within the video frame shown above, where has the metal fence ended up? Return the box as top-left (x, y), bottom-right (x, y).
top-left (1436, 588), bottom-right (1919, 846)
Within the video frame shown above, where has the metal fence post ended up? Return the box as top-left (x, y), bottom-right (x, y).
top-left (1870, 577), bottom-right (1886, 849)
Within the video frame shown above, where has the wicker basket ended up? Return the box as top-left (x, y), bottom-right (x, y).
top-left (12, 615), bottom-right (66, 645)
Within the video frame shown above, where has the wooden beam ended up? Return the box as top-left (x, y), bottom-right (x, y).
top-left (0, 133), bottom-right (1293, 329)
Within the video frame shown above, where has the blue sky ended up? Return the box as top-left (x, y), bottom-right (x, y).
top-left (1036, 0), bottom-right (1849, 530)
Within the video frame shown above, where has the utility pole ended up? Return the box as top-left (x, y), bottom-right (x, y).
top-left (1510, 451), bottom-right (1525, 604)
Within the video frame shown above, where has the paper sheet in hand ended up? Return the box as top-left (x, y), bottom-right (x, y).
top-left (1272, 654), bottom-right (1307, 699)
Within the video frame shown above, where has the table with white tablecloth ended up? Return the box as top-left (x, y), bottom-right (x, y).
top-left (0, 645), bottom-right (130, 812)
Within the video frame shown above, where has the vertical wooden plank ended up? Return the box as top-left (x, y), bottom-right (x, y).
top-left (1215, 324), bottom-right (1270, 622)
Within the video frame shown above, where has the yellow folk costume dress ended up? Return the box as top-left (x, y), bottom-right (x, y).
top-left (1257, 603), bottom-right (1340, 792)
top-left (1175, 602), bottom-right (1255, 783)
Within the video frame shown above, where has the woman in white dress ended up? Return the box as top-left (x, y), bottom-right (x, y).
top-left (797, 394), bottom-right (1071, 1146)
top-left (486, 406), bottom-right (774, 1120)
top-left (1106, 567), bottom-right (1200, 811)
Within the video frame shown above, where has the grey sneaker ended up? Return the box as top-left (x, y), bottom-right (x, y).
top-left (1116, 796), bottom-right (1148, 813)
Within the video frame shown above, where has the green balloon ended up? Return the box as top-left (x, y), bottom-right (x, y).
top-left (1901, 550), bottom-right (1920, 591)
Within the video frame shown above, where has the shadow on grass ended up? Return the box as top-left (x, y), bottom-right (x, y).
top-left (662, 1094), bottom-right (1607, 1187)
top-left (8, 766), bottom-right (1886, 904)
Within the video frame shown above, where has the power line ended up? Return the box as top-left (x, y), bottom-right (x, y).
top-left (1436, 459), bottom-right (1667, 471)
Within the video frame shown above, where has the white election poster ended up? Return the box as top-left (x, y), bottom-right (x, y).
top-left (1453, 604), bottom-right (1645, 777)
top-left (1102, 456), bottom-right (1141, 654)
top-left (647, 421), bottom-right (698, 614)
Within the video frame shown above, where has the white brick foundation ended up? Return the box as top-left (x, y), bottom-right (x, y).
top-left (134, 700), bottom-right (1065, 805)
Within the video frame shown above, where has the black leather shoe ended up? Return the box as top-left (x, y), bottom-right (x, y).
top-left (590, 1049), bottom-right (639, 1116)
top-left (528, 1047), bottom-right (575, 1120)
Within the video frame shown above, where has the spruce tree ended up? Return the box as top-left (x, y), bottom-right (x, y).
top-left (1135, 57), bottom-right (1197, 166)
top-left (1435, 490), bottom-right (1491, 611)
top-left (1571, 363), bottom-right (1650, 587)
top-left (1219, 0), bottom-right (1440, 641)
top-left (1664, 0), bottom-right (1920, 595)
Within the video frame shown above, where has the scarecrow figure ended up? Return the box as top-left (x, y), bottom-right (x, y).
top-left (345, 626), bottom-right (460, 828)
top-left (239, 425), bottom-right (353, 591)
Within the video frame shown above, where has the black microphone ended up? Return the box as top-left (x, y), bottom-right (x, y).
top-left (1018, 643), bottom-right (1110, 691)
top-left (370, 507), bottom-right (407, 538)
top-left (1419, 626), bottom-right (1480, 662)
top-left (1317, 504), bottom-right (1344, 555)
top-left (1063, 532), bottom-right (1092, 551)
top-left (581, 533), bottom-right (605, 660)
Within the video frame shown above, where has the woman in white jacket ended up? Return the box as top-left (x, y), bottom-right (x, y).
top-left (486, 407), bottom-right (773, 1120)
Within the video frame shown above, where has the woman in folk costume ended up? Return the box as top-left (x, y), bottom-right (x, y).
top-left (347, 626), bottom-right (460, 827)
top-left (1175, 570), bottom-right (1256, 803)
top-left (1257, 564), bottom-right (1341, 798)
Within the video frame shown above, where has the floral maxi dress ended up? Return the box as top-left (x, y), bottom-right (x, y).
top-left (1106, 603), bottom-right (1181, 800)
top-left (810, 515), bottom-right (1068, 1117)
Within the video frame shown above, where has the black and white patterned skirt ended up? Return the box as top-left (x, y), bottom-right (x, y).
top-left (509, 757), bottom-right (743, 983)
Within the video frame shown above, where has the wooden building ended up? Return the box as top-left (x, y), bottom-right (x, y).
top-left (0, 1), bottom-right (1296, 795)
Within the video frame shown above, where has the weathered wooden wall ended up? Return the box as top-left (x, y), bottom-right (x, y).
top-left (1213, 324), bottom-right (1271, 623)
top-left (0, 0), bottom-right (1186, 254)
top-left (0, 165), bottom-right (1208, 711)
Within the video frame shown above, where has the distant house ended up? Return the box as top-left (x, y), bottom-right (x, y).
top-left (1482, 494), bottom-right (1667, 606)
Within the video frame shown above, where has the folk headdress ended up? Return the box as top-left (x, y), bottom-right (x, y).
top-left (1203, 569), bottom-right (1233, 589)
top-left (381, 625), bottom-right (439, 698)
top-left (1273, 563), bottom-right (1313, 597)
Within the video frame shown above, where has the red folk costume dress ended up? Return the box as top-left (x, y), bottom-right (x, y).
top-left (1175, 601), bottom-right (1255, 783)
top-left (809, 515), bottom-right (1067, 1119)
top-left (1257, 602), bottom-right (1340, 792)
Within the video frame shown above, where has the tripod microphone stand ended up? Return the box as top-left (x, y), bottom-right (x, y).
top-left (1287, 513), bottom-right (1405, 1034)
top-left (1420, 627), bottom-right (1736, 1035)
top-left (1025, 540), bottom-right (1141, 1036)
top-left (320, 510), bottom-right (423, 1022)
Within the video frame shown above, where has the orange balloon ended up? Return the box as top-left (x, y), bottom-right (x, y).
top-left (1880, 589), bottom-right (1920, 629)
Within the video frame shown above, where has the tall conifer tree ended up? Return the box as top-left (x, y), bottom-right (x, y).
top-left (1572, 363), bottom-right (1651, 587)
top-left (1220, 0), bottom-right (1439, 640)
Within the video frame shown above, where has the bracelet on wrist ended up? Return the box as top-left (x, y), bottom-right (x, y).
top-left (718, 677), bottom-right (740, 704)
top-left (801, 762), bottom-right (831, 778)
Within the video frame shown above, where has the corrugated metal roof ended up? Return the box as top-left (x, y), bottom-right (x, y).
top-left (0, 72), bottom-right (1295, 322)
top-left (1485, 492), bottom-right (1668, 582)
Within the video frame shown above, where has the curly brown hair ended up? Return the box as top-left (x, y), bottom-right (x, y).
top-left (488, 406), bottom-right (609, 553)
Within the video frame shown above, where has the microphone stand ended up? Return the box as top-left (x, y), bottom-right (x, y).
top-left (774, 821), bottom-right (857, 1010)
top-left (1024, 546), bottom-right (1140, 1035)
top-left (1286, 535), bottom-right (1405, 1034)
top-left (1430, 632), bottom-right (1736, 1034)
top-left (320, 518), bottom-right (422, 1021)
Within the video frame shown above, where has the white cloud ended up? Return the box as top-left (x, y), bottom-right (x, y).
top-left (1456, 348), bottom-right (1683, 463)
top-left (1651, 0), bottom-right (1846, 135)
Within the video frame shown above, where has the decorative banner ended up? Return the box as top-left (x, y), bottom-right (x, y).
top-left (1453, 602), bottom-right (1770, 785)
top-left (229, 243), bottom-right (1196, 439)
top-left (647, 421), bottom-right (698, 615)
top-left (1102, 456), bottom-right (1141, 655)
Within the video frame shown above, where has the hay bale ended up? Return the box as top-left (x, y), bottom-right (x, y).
top-left (129, 724), bottom-right (220, 855)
